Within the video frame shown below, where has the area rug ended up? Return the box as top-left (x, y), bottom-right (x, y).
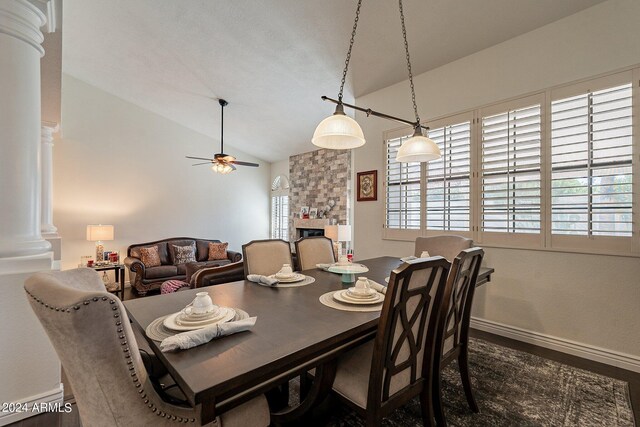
top-left (292, 338), bottom-right (635, 426)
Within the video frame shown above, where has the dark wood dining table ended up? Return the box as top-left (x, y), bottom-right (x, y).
top-left (124, 256), bottom-right (494, 424)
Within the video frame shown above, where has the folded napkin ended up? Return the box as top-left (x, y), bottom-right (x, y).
top-left (368, 281), bottom-right (387, 295)
top-left (247, 274), bottom-right (279, 286)
top-left (316, 263), bottom-right (332, 270)
top-left (400, 256), bottom-right (417, 262)
top-left (160, 317), bottom-right (257, 352)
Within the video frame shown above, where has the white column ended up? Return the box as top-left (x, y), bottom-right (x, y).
top-left (41, 122), bottom-right (58, 236)
top-left (0, 0), bottom-right (51, 258)
top-left (0, 1), bottom-right (60, 425)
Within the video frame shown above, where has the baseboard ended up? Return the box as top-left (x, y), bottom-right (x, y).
top-left (0, 384), bottom-right (64, 426)
top-left (470, 317), bottom-right (640, 373)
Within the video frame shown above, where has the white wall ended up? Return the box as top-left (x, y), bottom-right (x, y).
top-left (56, 75), bottom-right (270, 273)
top-left (353, 0), bottom-right (640, 361)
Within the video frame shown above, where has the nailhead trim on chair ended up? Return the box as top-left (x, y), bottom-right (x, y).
top-left (24, 290), bottom-right (197, 423)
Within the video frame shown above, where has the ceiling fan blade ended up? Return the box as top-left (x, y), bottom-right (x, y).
top-left (231, 160), bottom-right (260, 167)
top-left (191, 162), bottom-right (212, 166)
top-left (186, 156), bottom-right (214, 161)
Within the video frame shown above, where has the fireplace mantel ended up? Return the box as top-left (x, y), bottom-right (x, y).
top-left (293, 218), bottom-right (331, 230)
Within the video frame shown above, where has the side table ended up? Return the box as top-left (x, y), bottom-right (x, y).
top-left (88, 264), bottom-right (126, 300)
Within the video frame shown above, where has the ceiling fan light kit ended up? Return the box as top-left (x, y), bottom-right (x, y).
top-left (186, 99), bottom-right (259, 174)
top-left (313, 0), bottom-right (441, 163)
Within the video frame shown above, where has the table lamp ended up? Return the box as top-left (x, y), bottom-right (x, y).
top-left (86, 224), bottom-right (114, 262)
top-left (324, 224), bottom-right (352, 259)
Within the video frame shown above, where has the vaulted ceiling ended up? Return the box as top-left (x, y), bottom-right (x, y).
top-left (63, 0), bottom-right (606, 162)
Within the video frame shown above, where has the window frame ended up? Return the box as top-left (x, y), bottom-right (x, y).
top-left (381, 65), bottom-right (639, 257)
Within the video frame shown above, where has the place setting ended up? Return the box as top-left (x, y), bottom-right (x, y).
top-left (247, 263), bottom-right (316, 288)
top-left (319, 276), bottom-right (387, 312)
top-left (145, 291), bottom-right (256, 351)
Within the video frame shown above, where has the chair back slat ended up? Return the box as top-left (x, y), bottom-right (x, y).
top-left (368, 257), bottom-right (451, 406)
top-left (440, 248), bottom-right (484, 363)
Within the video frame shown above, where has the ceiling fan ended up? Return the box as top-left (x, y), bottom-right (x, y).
top-left (186, 99), bottom-right (259, 174)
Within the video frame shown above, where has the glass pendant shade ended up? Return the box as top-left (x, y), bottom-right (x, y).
top-left (396, 129), bottom-right (441, 163)
top-left (211, 163), bottom-right (234, 174)
top-left (312, 107), bottom-right (365, 149)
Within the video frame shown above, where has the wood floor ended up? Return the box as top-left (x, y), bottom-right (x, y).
top-left (8, 327), bottom-right (639, 427)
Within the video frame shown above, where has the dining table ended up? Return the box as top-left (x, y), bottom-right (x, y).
top-left (124, 256), bottom-right (494, 424)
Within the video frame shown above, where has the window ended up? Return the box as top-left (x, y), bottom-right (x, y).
top-left (271, 175), bottom-right (289, 240)
top-left (481, 99), bottom-right (542, 236)
top-left (551, 82), bottom-right (633, 237)
top-left (426, 119), bottom-right (471, 231)
top-left (271, 195), bottom-right (289, 239)
top-left (382, 67), bottom-right (638, 256)
top-left (385, 135), bottom-right (421, 231)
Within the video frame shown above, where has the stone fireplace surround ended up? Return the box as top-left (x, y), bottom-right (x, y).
top-left (288, 148), bottom-right (351, 242)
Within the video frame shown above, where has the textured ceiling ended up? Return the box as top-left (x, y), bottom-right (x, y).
top-left (63, 0), bottom-right (605, 162)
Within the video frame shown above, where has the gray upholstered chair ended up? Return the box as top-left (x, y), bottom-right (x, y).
top-left (328, 257), bottom-right (453, 426)
top-left (433, 247), bottom-right (485, 426)
top-left (24, 268), bottom-right (270, 427)
top-left (414, 235), bottom-right (473, 262)
top-left (294, 236), bottom-right (335, 271)
top-left (242, 239), bottom-right (293, 277)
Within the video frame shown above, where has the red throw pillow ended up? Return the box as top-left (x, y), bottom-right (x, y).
top-left (208, 242), bottom-right (228, 261)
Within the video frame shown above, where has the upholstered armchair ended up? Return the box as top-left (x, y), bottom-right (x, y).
top-left (242, 239), bottom-right (293, 277)
top-left (414, 235), bottom-right (473, 262)
top-left (294, 236), bottom-right (335, 271)
top-left (24, 268), bottom-right (269, 426)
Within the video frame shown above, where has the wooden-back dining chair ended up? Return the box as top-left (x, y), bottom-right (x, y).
top-left (242, 239), bottom-right (293, 277)
top-left (328, 257), bottom-right (453, 426)
top-left (294, 236), bottom-right (335, 271)
top-left (432, 247), bottom-right (485, 426)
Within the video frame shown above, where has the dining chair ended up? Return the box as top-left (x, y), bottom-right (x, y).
top-left (24, 268), bottom-right (270, 427)
top-left (414, 235), bottom-right (472, 262)
top-left (328, 257), bottom-right (453, 426)
top-left (294, 236), bottom-right (336, 270)
top-left (432, 247), bottom-right (485, 426)
top-left (242, 239), bottom-right (293, 277)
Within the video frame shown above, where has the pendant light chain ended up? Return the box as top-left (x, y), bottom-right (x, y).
top-left (398, 0), bottom-right (420, 126)
top-left (337, 0), bottom-right (363, 104)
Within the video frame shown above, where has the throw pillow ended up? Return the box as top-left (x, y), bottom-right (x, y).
top-left (139, 246), bottom-right (161, 268)
top-left (208, 242), bottom-right (228, 261)
top-left (172, 243), bottom-right (196, 265)
top-left (161, 280), bottom-right (190, 294)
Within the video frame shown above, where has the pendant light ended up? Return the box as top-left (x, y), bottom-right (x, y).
top-left (312, 0), bottom-right (365, 150)
top-left (394, 0), bottom-right (440, 163)
top-left (314, 0), bottom-right (441, 164)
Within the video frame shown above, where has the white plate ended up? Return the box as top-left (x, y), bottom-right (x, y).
top-left (163, 307), bottom-right (236, 331)
top-left (175, 309), bottom-right (228, 326)
top-left (333, 290), bottom-right (383, 305)
top-left (269, 273), bottom-right (305, 283)
top-left (347, 288), bottom-right (378, 299)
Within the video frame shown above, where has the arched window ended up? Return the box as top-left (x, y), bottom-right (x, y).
top-left (271, 175), bottom-right (290, 239)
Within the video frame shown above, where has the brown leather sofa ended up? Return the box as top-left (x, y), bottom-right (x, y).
top-left (124, 237), bottom-right (242, 296)
top-left (185, 261), bottom-right (245, 288)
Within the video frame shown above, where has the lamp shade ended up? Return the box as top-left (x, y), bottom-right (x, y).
top-left (324, 224), bottom-right (352, 242)
top-left (86, 225), bottom-right (114, 241)
top-left (395, 133), bottom-right (441, 163)
top-left (312, 114), bottom-right (365, 149)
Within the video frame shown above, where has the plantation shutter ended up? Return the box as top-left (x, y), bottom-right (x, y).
top-left (481, 100), bottom-right (542, 236)
top-left (426, 120), bottom-right (471, 231)
top-left (385, 135), bottom-right (421, 230)
top-left (271, 195), bottom-right (289, 239)
top-left (551, 82), bottom-right (633, 237)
